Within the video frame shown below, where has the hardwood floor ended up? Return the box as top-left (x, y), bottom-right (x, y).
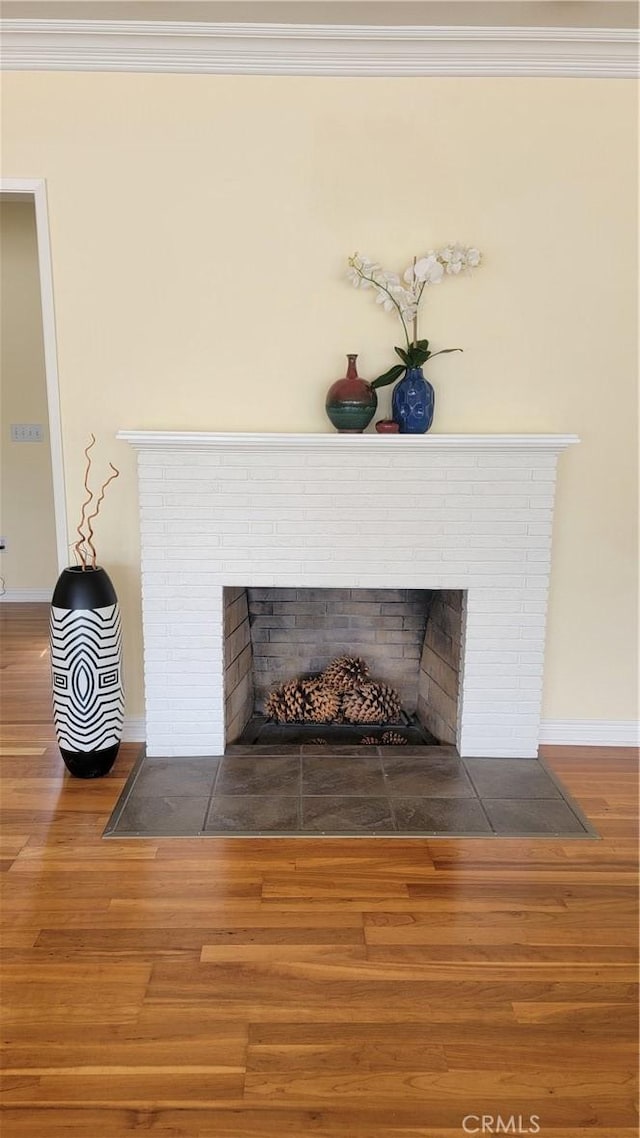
top-left (1, 602), bottom-right (638, 1137)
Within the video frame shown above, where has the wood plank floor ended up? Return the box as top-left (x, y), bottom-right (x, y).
top-left (1, 602), bottom-right (638, 1137)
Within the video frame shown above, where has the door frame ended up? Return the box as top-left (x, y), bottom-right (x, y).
top-left (1, 177), bottom-right (68, 573)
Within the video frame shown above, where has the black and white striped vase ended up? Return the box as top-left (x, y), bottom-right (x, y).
top-left (50, 566), bottom-right (124, 778)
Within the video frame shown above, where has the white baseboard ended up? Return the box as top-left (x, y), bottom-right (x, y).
top-left (539, 719), bottom-right (640, 747)
top-left (122, 716), bottom-right (146, 743)
top-left (0, 588), bottom-right (52, 602)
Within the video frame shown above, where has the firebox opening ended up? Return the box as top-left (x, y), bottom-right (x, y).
top-left (223, 587), bottom-right (466, 749)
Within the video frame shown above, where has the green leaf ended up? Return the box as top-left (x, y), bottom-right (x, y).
top-left (407, 348), bottom-right (429, 368)
top-left (414, 339), bottom-right (430, 352)
top-left (371, 364), bottom-right (406, 390)
top-left (394, 346), bottom-right (410, 365)
top-left (428, 348), bottom-right (463, 359)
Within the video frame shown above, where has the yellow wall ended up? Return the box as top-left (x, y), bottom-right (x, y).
top-left (1, 73), bottom-right (637, 723)
top-left (0, 200), bottom-right (58, 593)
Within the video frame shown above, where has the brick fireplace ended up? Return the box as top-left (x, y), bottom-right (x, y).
top-left (118, 431), bottom-right (578, 759)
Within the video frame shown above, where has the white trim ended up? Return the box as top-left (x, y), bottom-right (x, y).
top-left (0, 178), bottom-right (68, 575)
top-left (122, 715), bottom-right (146, 744)
top-left (0, 20), bottom-right (637, 78)
top-left (118, 430), bottom-right (580, 453)
top-left (0, 588), bottom-right (53, 602)
top-left (540, 720), bottom-right (640, 747)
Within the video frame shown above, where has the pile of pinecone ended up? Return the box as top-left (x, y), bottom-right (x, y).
top-left (264, 655), bottom-right (402, 726)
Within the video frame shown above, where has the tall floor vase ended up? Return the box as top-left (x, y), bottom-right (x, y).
top-left (50, 566), bottom-right (124, 778)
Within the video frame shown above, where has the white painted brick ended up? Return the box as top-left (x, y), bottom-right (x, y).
top-left (517, 675), bottom-right (545, 689)
top-left (477, 453), bottom-right (556, 468)
top-left (447, 495), bottom-right (530, 509)
top-left (442, 549), bottom-right (527, 563)
top-left (149, 452), bottom-right (223, 467)
top-left (472, 612), bottom-right (545, 628)
top-left (393, 453), bottom-right (478, 468)
top-left (445, 521), bottom-right (528, 535)
top-left (462, 675), bottom-right (520, 690)
top-left (446, 466), bottom-right (532, 481)
top-left (128, 436), bottom-right (572, 757)
top-left (307, 453), bottom-right (393, 469)
top-left (463, 661), bottom-right (542, 676)
top-left (466, 599), bottom-right (524, 614)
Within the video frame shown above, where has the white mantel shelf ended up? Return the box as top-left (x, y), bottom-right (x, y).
top-left (118, 431), bottom-right (580, 452)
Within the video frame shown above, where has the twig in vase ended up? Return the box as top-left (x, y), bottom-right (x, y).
top-left (85, 464), bottom-right (120, 569)
top-left (73, 434), bottom-right (96, 569)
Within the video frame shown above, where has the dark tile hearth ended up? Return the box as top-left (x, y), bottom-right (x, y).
top-left (216, 754), bottom-right (300, 796)
top-left (302, 755), bottom-right (387, 797)
top-left (482, 797), bottom-right (588, 835)
top-left (464, 757), bottom-right (563, 799)
top-left (205, 795), bottom-right (300, 834)
top-left (105, 750), bottom-right (596, 839)
top-left (382, 752), bottom-right (475, 798)
top-left (393, 797), bottom-right (491, 834)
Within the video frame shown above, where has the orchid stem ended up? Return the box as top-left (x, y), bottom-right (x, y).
top-left (412, 256), bottom-right (418, 347)
top-left (354, 267), bottom-right (411, 350)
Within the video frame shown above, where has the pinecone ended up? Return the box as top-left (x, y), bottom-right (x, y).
top-left (342, 681), bottom-right (402, 725)
top-left (322, 655), bottom-right (370, 694)
top-left (265, 678), bottom-right (341, 724)
top-left (360, 735), bottom-right (379, 746)
top-left (264, 679), bottom-right (308, 723)
top-left (381, 731), bottom-right (408, 746)
top-left (302, 679), bottom-right (341, 723)
top-left (308, 737), bottom-right (328, 746)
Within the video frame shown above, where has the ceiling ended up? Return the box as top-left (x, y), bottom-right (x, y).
top-left (1, 1), bottom-right (638, 28)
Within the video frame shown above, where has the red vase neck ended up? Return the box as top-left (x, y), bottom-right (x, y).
top-left (346, 354), bottom-right (359, 380)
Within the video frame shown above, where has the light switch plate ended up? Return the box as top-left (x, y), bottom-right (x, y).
top-left (11, 424), bottom-right (44, 442)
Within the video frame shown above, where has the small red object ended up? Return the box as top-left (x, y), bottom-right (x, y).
top-left (375, 419), bottom-right (400, 433)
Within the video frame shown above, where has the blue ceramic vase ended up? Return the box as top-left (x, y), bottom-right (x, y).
top-left (392, 367), bottom-right (435, 434)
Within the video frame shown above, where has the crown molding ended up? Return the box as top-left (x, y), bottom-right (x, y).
top-left (0, 19), bottom-right (637, 77)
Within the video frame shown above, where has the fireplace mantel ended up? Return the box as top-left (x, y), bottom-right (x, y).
top-left (120, 429), bottom-right (579, 759)
top-left (119, 431), bottom-right (579, 452)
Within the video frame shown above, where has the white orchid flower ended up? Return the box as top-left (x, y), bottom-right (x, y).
top-left (375, 289), bottom-right (396, 313)
top-left (414, 255), bottom-right (444, 285)
top-left (346, 243), bottom-right (482, 351)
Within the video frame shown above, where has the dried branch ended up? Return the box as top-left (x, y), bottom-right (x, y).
top-left (85, 463), bottom-right (120, 569)
top-left (73, 434), bottom-right (96, 569)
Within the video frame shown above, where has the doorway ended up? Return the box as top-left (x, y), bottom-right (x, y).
top-left (0, 180), bottom-right (66, 599)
